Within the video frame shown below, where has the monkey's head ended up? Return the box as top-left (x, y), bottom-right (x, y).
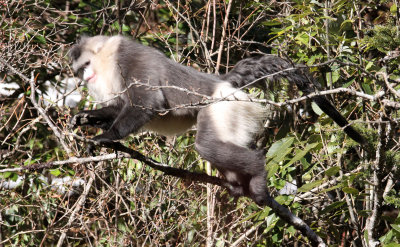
top-left (69, 35), bottom-right (124, 104)
top-left (69, 36), bottom-right (111, 81)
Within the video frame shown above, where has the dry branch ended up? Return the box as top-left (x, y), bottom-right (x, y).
top-left (0, 138), bottom-right (326, 246)
top-left (96, 141), bottom-right (327, 247)
top-left (0, 58), bottom-right (72, 154)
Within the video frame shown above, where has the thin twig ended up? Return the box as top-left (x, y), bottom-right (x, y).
top-left (56, 169), bottom-right (95, 247)
top-left (0, 58), bottom-right (72, 154)
top-left (215, 0), bottom-right (233, 72)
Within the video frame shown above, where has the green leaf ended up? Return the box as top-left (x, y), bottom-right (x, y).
top-left (122, 24), bottom-right (130, 32)
top-left (266, 137), bottom-right (294, 159)
top-left (267, 163), bottom-right (279, 178)
top-left (322, 184), bottom-right (343, 193)
top-left (391, 224), bottom-right (400, 233)
top-left (331, 70), bottom-right (340, 83)
top-left (286, 225), bottom-right (296, 236)
top-left (342, 187), bottom-right (359, 195)
top-left (390, 3), bottom-right (398, 14)
top-left (49, 169), bottom-right (61, 177)
top-left (263, 214), bottom-right (279, 234)
top-left (364, 228), bottom-right (369, 244)
top-left (320, 201), bottom-right (346, 215)
top-left (380, 229), bottom-right (394, 244)
top-left (340, 19), bottom-right (353, 30)
top-left (384, 243), bottom-right (400, 247)
top-left (311, 102), bottom-right (324, 115)
top-left (35, 35), bottom-right (46, 44)
top-left (298, 179), bottom-right (324, 193)
top-left (295, 32), bottom-right (309, 46)
top-left (342, 78), bottom-right (356, 88)
top-left (325, 166), bottom-right (340, 176)
top-left (255, 207), bottom-right (271, 221)
top-left (262, 20), bottom-right (281, 26)
top-left (275, 195), bottom-right (294, 205)
top-left (2, 171), bottom-right (13, 179)
top-left (365, 61), bottom-right (374, 70)
top-left (282, 143), bottom-right (318, 170)
top-left (187, 230), bottom-right (195, 243)
top-left (10, 172), bottom-right (19, 182)
top-left (362, 82), bottom-right (373, 95)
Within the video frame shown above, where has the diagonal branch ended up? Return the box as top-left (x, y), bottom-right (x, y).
top-left (100, 142), bottom-right (327, 247)
top-left (1, 139), bottom-right (326, 246)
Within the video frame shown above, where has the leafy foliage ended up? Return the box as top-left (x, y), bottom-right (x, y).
top-left (1, 0), bottom-right (400, 246)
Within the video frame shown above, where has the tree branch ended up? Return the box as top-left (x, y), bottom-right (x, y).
top-left (1, 139), bottom-right (326, 246)
top-left (0, 58), bottom-right (72, 154)
top-left (56, 169), bottom-right (94, 247)
top-left (99, 142), bottom-right (327, 247)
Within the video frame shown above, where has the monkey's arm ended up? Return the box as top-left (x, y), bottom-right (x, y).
top-left (90, 105), bottom-right (154, 144)
top-left (70, 105), bottom-right (120, 130)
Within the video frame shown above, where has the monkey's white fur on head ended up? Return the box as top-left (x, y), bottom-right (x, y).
top-left (73, 36), bottom-right (123, 105)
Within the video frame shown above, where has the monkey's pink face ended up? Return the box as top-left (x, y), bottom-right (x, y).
top-left (83, 66), bottom-right (97, 83)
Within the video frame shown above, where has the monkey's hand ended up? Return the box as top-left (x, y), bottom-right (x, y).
top-left (69, 111), bottom-right (113, 130)
top-left (69, 112), bottom-right (91, 129)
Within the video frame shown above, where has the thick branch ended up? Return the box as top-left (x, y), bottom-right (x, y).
top-left (100, 142), bottom-right (327, 247)
top-left (365, 115), bottom-right (388, 247)
top-left (1, 140), bottom-right (326, 246)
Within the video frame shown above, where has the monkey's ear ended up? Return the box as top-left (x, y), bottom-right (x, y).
top-left (93, 36), bottom-right (119, 54)
top-left (93, 41), bottom-right (104, 54)
top-left (69, 45), bottom-right (81, 61)
top-left (69, 35), bottom-right (89, 61)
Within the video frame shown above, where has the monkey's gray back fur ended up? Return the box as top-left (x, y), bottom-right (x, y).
top-left (118, 38), bottom-right (220, 115)
top-left (221, 55), bottom-right (316, 93)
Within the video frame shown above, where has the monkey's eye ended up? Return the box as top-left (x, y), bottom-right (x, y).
top-left (76, 61), bottom-right (90, 77)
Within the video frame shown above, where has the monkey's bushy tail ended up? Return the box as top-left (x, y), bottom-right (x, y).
top-left (220, 55), bottom-right (367, 147)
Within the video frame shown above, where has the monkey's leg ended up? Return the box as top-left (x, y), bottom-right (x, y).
top-left (195, 136), bottom-right (267, 205)
top-left (195, 98), bottom-right (267, 205)
top-left (217, 168), bottom-right (251, 197)
top-left (70, 105), bottom-right (120, 130)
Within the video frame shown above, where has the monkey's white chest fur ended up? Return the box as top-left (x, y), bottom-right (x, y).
top-left (87, 75), bottom-right (120, 105)
top-left (86, 63), bottom-right (123, 106)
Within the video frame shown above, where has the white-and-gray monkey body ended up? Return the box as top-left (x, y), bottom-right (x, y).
top-left (70, 35), bottom-right (366, 205)
top-left (70, 35), bottom-right (268, 204)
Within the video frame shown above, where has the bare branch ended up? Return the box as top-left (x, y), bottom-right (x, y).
top-left (57, 169), bottom-right (95, 247)
top-left (0, 58), bottom-right (72, 154)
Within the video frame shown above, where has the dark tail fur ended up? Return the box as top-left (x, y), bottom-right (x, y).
top-left (221, 55), bottom-right (367, 147)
